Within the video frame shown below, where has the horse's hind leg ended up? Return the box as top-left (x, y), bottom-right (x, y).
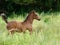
top-left (9, 29), bottom-right (15, 35)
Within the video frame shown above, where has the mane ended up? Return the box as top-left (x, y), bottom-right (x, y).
top-left (24, 14), bottom-right (30, 22)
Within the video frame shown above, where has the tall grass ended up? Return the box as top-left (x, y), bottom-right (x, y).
top-left (0, 12), bottom-right (60, 45)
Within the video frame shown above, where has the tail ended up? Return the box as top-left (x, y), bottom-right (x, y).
top-left (0, 13), bottom-right (8, 23)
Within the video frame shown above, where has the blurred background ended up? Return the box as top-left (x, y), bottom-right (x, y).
top-left (0, 0), bottom-right (60, 16)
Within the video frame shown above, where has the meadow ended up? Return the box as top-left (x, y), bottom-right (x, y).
top-left (0, 12), bottom-right (60, 45)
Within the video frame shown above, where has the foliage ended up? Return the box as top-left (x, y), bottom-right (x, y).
top-left (0, 0), bottom-right (60, 17)
top-left (5, 0), bottom-right (60, 11)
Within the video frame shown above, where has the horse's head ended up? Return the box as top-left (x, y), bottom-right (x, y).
top-left (30, 10), bottom-right (41, 21)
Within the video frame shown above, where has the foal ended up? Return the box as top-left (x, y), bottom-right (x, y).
top-left (1, 10), bottom-right (41, 34)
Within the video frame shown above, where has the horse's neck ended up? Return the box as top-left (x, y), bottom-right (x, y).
top-left (23, 16), bottom-right (34, 24)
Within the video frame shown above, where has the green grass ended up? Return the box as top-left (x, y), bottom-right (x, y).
top-left (0, 12), bottom-right (60, 45)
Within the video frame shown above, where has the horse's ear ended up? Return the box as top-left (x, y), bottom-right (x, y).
top-left (31, 10), bottom-right (36, 13)
top-left (29, 10), bottom-right (36, 15)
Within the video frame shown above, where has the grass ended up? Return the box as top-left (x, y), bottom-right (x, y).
top-left (0, 12), bottom-right (60, 45)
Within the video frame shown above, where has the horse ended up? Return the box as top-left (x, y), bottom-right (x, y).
top-left (1, 10), bottom-right (41, 34)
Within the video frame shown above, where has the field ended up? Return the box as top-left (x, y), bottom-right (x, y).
top-left (0, 12), bottom-right (60, 45)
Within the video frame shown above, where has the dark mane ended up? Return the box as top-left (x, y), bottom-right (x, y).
top-left (24, 10), bottom-right (35, 22)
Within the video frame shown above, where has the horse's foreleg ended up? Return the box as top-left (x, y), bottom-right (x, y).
top-left (29, 28), bottom-right (33, 34)
top-left (21, 27), bottom-right (26, 33)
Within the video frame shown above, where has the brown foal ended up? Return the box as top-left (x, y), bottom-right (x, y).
top-left (1, 10), bottom-right (41, 34)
